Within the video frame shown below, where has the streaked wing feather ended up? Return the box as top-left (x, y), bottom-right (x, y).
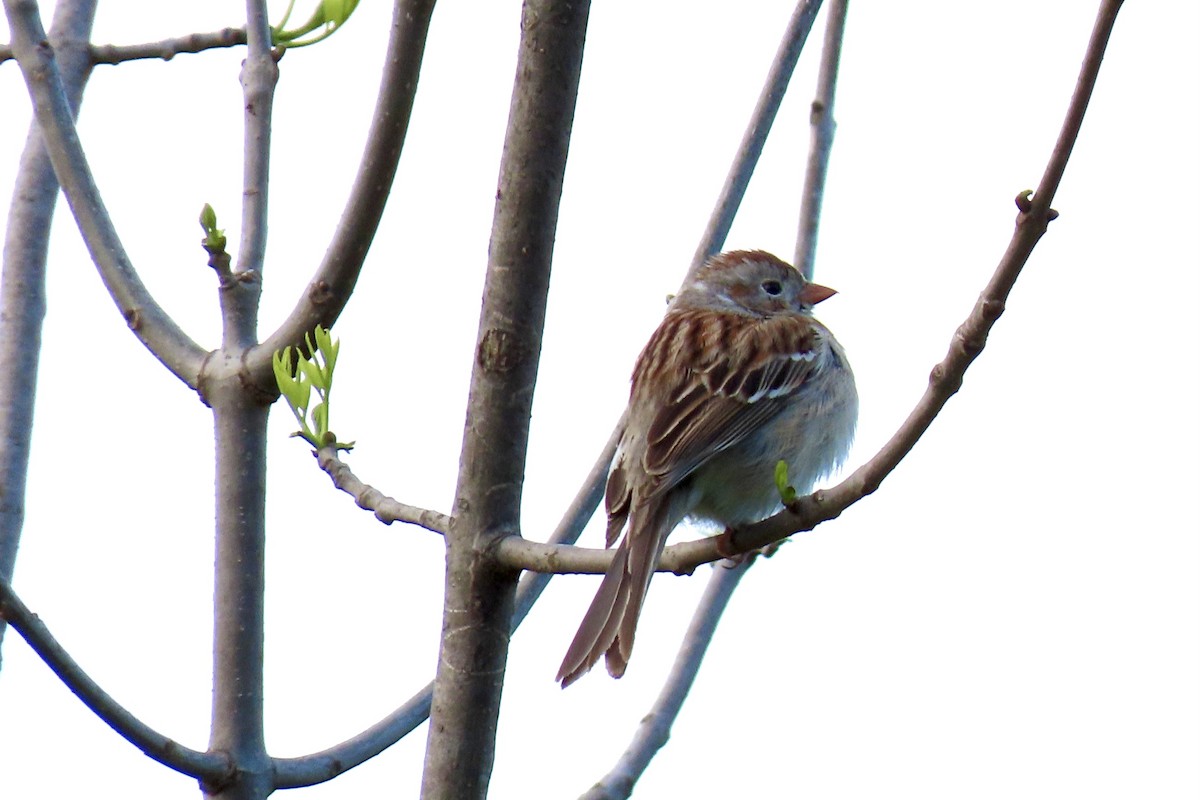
top-left (604, 459), bottom-right (631, 548)
top-left (637, 312), bottom-right (820, 495)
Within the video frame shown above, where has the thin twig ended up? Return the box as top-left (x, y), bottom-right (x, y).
top-left (89, 28), bottom-right (247, 64)
top-left (687, 0), bottom-right (824, 280)
top-left (1, 0), bottom-right (208, 387)
top-left (2, 29), bottom-right (245, 64)
top-left (215, 3), bottom-right (275, 351)
top-left (313, 447), bottom-right (450, 534)
top-left (273, 414), bottom-right (620, 789)
top-left (579, 560), bottom-right (751, 800)
top-left (0, 578), bottom-right (233, 783)
top-left (495, 0), bottom-right (1126, 577)
top-left (794, 0), bottom-right (848, 279)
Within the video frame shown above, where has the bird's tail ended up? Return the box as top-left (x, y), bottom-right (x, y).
top-left (556, 499), bottom-right (680, 687)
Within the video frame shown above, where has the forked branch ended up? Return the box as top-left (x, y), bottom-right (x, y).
top-left (0, 578), bottom-right (232, 783)
top-left (2, 0), bottom-right (208, 386)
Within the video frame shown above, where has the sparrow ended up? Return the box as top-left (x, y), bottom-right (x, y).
top-left (557, 249), bottom-right (858, 687)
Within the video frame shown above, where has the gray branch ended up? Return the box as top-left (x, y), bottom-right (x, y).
top-left (686, 0), bottom-right (824, 280)
top-left (0, 0), bottom-right (94, 662)
top-left (272, 685), bottom-right (435, 788)
top-left (579, 560), bottom-right (751, 800)
top-left (312, 446), bottom-right (450, 534)
top-left (210, 2), bottom-right (275, 355)
top-left (2, 27), bottom-right (248, 64)
top-left (90, 28), bottom-right (247, 64)
top-left (270, 420), bottom-right (620, 789)
top-left (201, 6), bottom-right (276, 799)
top-left (1, 0), bottom-right (208, 387)
top-left (420, 1), bottom-right (591, 797)
top-left (203, 379), bottom-right (271, 800)
top-left (0, 577), bottom-right (233, 783)
top-left (794, 0), bottom-right (848, 279)
top-left (255, 0), bottom-right (436, 375)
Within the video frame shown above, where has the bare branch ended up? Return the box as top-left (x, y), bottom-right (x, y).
top-left (210, 3), bottom-right (276, 353)
top-left (254, 0), bottom-right (436, 376)
top-left (794, 0), bottom-right (848, 279)
top-left (421, 1), bottom-right (591, 796)
top-left (1, 0), bottom-right (208, 387)
top-left (272, 684), bottom-right (434, 788)
top-left (579, 560), bottom-right (751, 800)
top-left (89, 28), bottom-right (247, 64)
top-left (1031, 0), bottom-right (1123, 218)
top-left (495, 0), bottom-right (1126, 578)
top-left (510, 421), bottom-right (621, 627)
top-left (199, 7), bottom-right (277, 799)
top-left (687, 0), bottom-right (824, 280)
top-left (0, 577), bottom-right (233, 783)
top-left (0, 0), bottom-right (95, 660)
top-left (313, 446), bottom-right (449, 534)
top-left (272, 422), bottom-right (620, 788)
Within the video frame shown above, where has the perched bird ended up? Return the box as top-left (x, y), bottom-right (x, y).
top-left (557, 250), bottom-right (858, 687)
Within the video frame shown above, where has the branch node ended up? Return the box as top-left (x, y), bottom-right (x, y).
top-left (954, 321), bottom-right (987, 358)
top-left (979, 297), bottom-right (1006, 322)
top-left (308, 279), bottom-right (334, 306)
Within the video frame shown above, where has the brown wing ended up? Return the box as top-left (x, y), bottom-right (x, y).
top-left (631, 309), bottom-right (823, 497)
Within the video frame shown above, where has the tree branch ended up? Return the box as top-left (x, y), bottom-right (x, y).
top-left (200, 7), bottom-right (275, 799)
top-left (495, 0), bottom-right (1125, 578)
top-left (272, 682), bottom-right (434, 788)
top-left (1, 0), bottom-right (208, 388)
top-left (312, 446), bottom-right (450, 534)
top-left (89, 28), bottom-right (247, 64)
top-left (211, 2), bottom-right (275, 354)
top-left (794, 0), bottom-right (848, 279)
top-left (510, 422), bottom-right (621, 628)
top-left (579, 560), bottom-right (752, 800)
top-left (254, 0), bottom-right (436, 377)
top-left (0, 577), bottom-right (233, 783)
top-left (420, 1), bottom-right (591, 797)
top-left (0, 0), bottom-right (95, 662)
top-left (271, 421), bottom-right (620, 789)
top-left (687, 0), bottom-right (824, 279)
top-left (205, 384), bottom-right (272, 800)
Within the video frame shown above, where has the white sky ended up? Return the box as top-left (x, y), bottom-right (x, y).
top-left (1, 2), bottom-right (1197, 798)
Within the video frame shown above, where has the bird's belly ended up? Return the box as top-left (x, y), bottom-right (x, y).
top-left (687, 385), bottom-right (857, 528)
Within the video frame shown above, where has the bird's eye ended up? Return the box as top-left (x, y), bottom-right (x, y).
top-left (761, 280), bottom-right (783, 296)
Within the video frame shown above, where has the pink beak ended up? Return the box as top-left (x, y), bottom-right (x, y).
top-left (801, 282), bottom-right (837, 305)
